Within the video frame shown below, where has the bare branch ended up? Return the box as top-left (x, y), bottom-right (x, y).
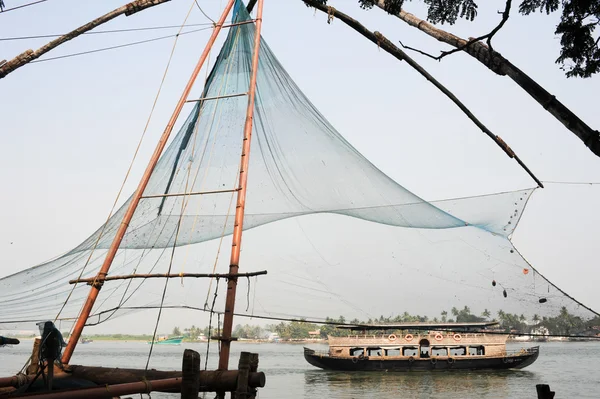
top-left (302, 0), bottom-right (543, 188)
top-left (0, 0), bottom-right (171, 79)
top-left (485, 0), bottom-right (512, 56)
top-left (368, 1), bottom-right (600, 157)
top-left (437, 0), bottom-right (512, 61)
top-left (398, 40), bottom-right (439, 60)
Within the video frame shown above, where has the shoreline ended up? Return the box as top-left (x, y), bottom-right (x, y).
top-left (7, 337), bottom-right (597, 344)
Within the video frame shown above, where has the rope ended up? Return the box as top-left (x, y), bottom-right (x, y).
top-left (29, 26), bottom-right (213, 64)
top-left (195, 0), bottom-right (216, 24)
top-left (59, 0), bottom-right (198, 334)
top-left (0, 0), bottom-right (47, 13)
top-left (0, 23), bottom-right (214, 41)
top-left (541, 180), bottom-right (600, 185)
top-left (86, 304), bottom-right (600, 339)
top-left (145, 157), bottom-right (194, 372)
top-left (169, 25), bottom-right (243, 292)
top-left (246, 276), bottom-right (251, 312)
top-left (204, 278), bottom-right (220, 370)
top-left (326, 6), bottom-right (336, 24)
top-left (143, 22), bottom-right (240, 363)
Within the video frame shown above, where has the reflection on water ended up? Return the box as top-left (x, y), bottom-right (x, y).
top-left (304, 369), bottom-right (535, 398)
top-left (1, 341), bottom-right (599, 398)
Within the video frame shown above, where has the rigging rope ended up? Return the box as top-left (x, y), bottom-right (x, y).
top-left (0, 0), bottom-right (47, 13)
top-left (0, 23), bottom-right (215, 41)
top-left (175, 25), bottom-right (243, 282)
top-left (78, 304), bottom-right (600, 340)
top-left (29, 26), bottom-right (213, 64)
top-left (59, 0), bottom-right (199, 334)
top-left (205, 278), bottom-right (220, 370)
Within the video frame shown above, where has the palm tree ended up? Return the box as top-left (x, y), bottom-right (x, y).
top-left (451, 307), bottom-right (459, 317)
top-left (440, 311), bottom-right (448, 322)
top-left (533, 314), bottom-right (540, 324)
top-left (482, 309), bottom-right (491, 320)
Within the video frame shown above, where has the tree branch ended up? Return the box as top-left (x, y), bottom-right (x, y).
top-left (0, 0), bottom-right (171, 79)
top-left (398, 40), bottom-right (439, 60)
top-left (302, 0), bottom-right (543, 188)
top-left (427, 0), bottom-right (512, 61)
top-left (370, 1), bottom-right (600, 157)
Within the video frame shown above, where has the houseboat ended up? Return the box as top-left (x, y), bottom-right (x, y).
top-left (304, 322), bottom-right (539, 371)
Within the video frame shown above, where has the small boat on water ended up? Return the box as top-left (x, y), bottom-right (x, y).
top-left (148, 336), bottom-right (184, 345)
top-left (304, 322), bottom-right (539, 371)
top-left (80, 338), bottom-right (93, 344)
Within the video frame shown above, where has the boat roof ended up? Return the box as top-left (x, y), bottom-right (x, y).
top-left (335, 321), bottom-right (499, 331)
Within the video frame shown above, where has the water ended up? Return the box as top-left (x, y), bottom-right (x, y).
top-left (1, 341), bottom-right (598, 398)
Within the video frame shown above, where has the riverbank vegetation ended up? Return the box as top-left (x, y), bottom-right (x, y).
top-left (7, 306), bottom-right (597, 341)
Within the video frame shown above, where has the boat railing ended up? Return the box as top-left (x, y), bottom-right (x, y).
top-left (305, 348), bottom-right (330, 357)
top-left (342, 332), bottom-right (492, 340)
top-left (503, 346), bottom-right (539, 356)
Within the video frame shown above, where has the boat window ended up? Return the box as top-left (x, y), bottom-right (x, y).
top-left (385, 348), bottom-right (401, 356)
top-left (402, 347), bottom-right (418, 356)
top-left (367, 347), bottom-right (382, 356)
top-left (449, 347), bottom-right (467, 356)
top-left (350, 348), bottom-right (364, 357)
top-left (468, 346), bottom-right (485, 356)
top-left (431, 347), bottom-right (448, 356)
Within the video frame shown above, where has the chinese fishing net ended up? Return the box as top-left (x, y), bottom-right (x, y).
top-left (0, 0), bottom-right (597, 341)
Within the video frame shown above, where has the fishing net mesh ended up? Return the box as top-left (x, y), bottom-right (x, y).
top-left (0, 1), bottom-right (597, 337)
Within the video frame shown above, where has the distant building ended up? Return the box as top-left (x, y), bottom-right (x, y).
top-left (308, 330), bottom-right (321, 338)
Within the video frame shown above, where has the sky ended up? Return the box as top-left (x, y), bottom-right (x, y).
top-left (0, 0), bottom-right (599, 334)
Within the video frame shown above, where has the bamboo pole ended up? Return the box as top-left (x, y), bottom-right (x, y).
top-left (0, 366), bottom-right (266, 391)
top-left (61, 0), bottom-right (237, 365)
top-left (370, 0), bottom-right (600, 157)
top-left (0, 0), bottom-right (171, 79)
top-left (303, 0), bottom-right (543, 188)
top-left (69, 270), bottom-right (267, 285)
top-left (218, 0), bottom-right (265, 372)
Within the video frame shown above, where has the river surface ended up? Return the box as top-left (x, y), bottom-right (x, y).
top-left (1, 341), bottom-right (598, 398)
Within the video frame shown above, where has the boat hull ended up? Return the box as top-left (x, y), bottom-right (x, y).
top-left (303, 347), bottom-right (539, 371)
top-left (147, 338), bottom-right (183, 345)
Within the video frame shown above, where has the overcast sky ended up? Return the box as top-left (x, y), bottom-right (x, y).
top-left (1, 0), bottom-right (599, 334)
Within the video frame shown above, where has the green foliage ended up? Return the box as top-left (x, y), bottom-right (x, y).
top-left (308, 0), bottom-right (600, 77)
top-left (183, 325), bottom-right (204, 340)
top-left (520, 0), bottom-right (599, 76)
top-left (233, 324), bottom-right (266, 339)
top-left (88, 334), bottom-right (154, 341)
top-left (272, 320), bottom-right (321, 339)
top-left (172, 326), bottom-right (182, 336)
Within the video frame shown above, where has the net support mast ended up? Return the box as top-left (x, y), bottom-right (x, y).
top-left (218, 0), bottom-right (265, 371)
top-left (61, 0), bottom-right (237, 364)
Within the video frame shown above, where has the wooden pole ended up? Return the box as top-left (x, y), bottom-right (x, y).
top-left (218, 0), bottom-right (265, 372)
top-left (181, 349), bottom-right (201, 399)
top-left (8, 378), bottom-right (184, 399)
top-left (0, 366), bottom-right (266, 391)
top-left (0, 0), bottom-right (171, 79)
top-left (235, 352), bottom-right (251, 398)
top-left (69, 270), bottom-right (267, 285)
top-left (536, 384), bottom-right (556, 399)
top-left (27, 339), bottom-right (41, 375)
top-left (61, 0), bottom-right (237, 365)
